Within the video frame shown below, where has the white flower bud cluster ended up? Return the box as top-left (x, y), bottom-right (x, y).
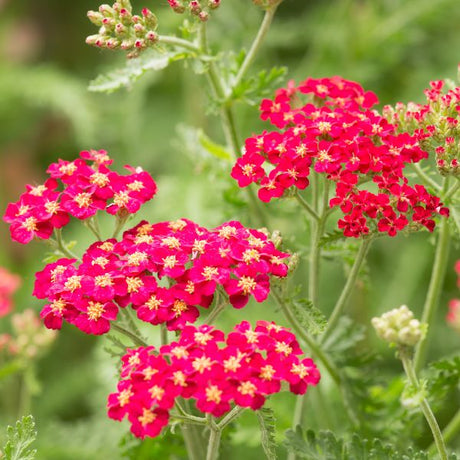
top-left (371, 305), bottom-right (426, 347)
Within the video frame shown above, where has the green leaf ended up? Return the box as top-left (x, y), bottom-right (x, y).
top-left (197, 129), bottom-right (231, 161)
top-left (88, 50), bottom-right (184, 93)
top-left (322, 316), bottom-right (366, 363)
top-left (3, 415), bottom-right (37, 460)
top-left (230, 66), bottom-right (288, 105)
top-left (319, 230), bottom-right (347, 248)
top-left (291, 299), bottom-right (327, 336)
top-left (256, 407), bottom-right (278, 460)
top-left (283, 428), bottom-right (431, 460)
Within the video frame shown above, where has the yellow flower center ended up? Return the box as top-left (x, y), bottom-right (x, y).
top-left (74, 192), bottom-right (92, 208)
top-left (192, 356), bottom-right (212, 374)
top-left (118, 388), bottom-right (133, 407)
top-left (218, 226), bottom-right (237, 239)
top-left (205, 385), bottom-right (222, 404)
top-left (237, 276), bottom-right (257, 295)
top-left (138, 408), bottom-right (156, 426)
top-left (126, 277), bottom-right (143, 293)
top-left (113, 191), bottom-right (130, 207)
top-left (149, 385), bottom-right (165, 400)
top-left (44, 201), bottom-right (60, 215)
top-left (127, 180), bottom-right (144, 192)
top-left (95, 274), bottom-right (113, 287)
top-left (22, 216), bottom-right (37, 232)
top-left (172, 300), bottom-right (188, 317)
top-left (146, 295), bottom-right (162, 310)
top-left (275, 341), bottom-right (292, 356)
top-left (291, 363), bottom-right (309, 379)
top-left (163, 255), bottom-right (177, 269)
top-left (168, 219), bottom-right (187, 232)
top-left (202, 266), bottom-right (218, 281)
top-left (194, 331), bottom-right (213, 345)
top-left (127, 251), bottom-right (148, 266)
top-left (260, 365), bottom-right (275, 381)
top-left (161, 236), bottom-right (181, 249)
top-left (64, 275), bottom-right (82, 292)
top-left (90, 172), bottom-right (109, 187)
top-left (173, 371), bottom-right (187, 386)
top-left (242, 249), bottom-right (260, 264)
top-left (87, 301), bottom-right (105, 321)
top-left (237, 381), bottom-right (257, 397)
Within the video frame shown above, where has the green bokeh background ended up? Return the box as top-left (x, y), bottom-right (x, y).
top-left (0, 0), bottom-right (459, 458)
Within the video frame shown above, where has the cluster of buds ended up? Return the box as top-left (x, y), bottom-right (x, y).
top-left (0, 267), bottom-right (20, 317)
top-left (167, 0), bottom-right (221, 22)
top-left (3, 150), bottom-right (157, 244)
top-left (231, 76), bottom-right (448, 238)
top-left (35, 219), bottom-right (289, 334)
top-left (0, 309), bottom-right (57, 360)
top-left (108, 321), bottom-right (320, 438)
top-left (86, 1), bottom-right (159, 58)
top-left (447, 261), bottom-right (460, 333)
top-left (383, 78), bottom-right (460, 177)
top-left (372, 305), bottom-right (426, 348)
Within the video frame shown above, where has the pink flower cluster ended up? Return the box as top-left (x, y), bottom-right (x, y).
top-left (0, 267), bottom-right (20, 317)
top-left (3, 150), bottom-right (157, 244)
top-left (108, 321), bottom-right (320, 438)
top-left (167, 0), bottom-right (221, 22)
top-left (35, 219), bottom-right (289, 334)
top-left (231, 76), bottom-right (449, 237)
top-left (447, 261), bottom-right (460, 333)
top-left (383, 79), bottom-right (460, 177)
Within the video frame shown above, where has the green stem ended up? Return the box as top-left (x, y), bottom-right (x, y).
top-left (54, 229), bottom-right (79, 259)
top-left (430, 408), bottom-right (460, 454)
top-left (413, 215), bottom-right (451, 373)
top-left (231, 6), bottom-right (278, 93)
top-left (158, 35), bottom-right (200, 52)
top-left (160, 324), bottom-right (168, 347)
top-left (450, 206), bottom-right (460, 234)
top-left (171, 413), bottom-right (207, 425)
top-left (206, 300), bottom-right (227, 325)
top-left (400, 349), bottom-right (448, 460)
top-left (217, 406), bottom-right (245, 430)
top-left (295, 192), bottom-right (320, 221)
top-left (321, 237), bottom-right (372, 342)
top-left (199, 23), bottom-right (266, 227)
top-left (206, 415), bottom-right (221, 460)
top-left (180, 400), bottom-right (208, 460)
top-left (111, 323), bottom-right (148, 347)
top-left (271, 289), bottom-right (340, 385)
top-left (85, 218), bottom-right (102, 240)
top-left (112, 214), bottom-right (129, 239)
top-left (443, 180), bottom-right (460, 202)
top-left (411, 163), bottom-right (442, 192)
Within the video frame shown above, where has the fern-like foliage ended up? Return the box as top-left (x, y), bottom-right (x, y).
top-left (283, 428), bottom-right (457, 460)
top-left (2, 415), bottom-right (37, 460)
top-left (256, 407), bottom-right (278, 460)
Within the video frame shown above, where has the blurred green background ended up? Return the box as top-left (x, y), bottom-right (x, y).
top-left (0, 0), bottom-right (459, 458)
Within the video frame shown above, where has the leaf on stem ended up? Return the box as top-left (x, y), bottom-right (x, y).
top-left (283, 427), bottom-right (435, 459)
top-left (88, 50), bottom-right (186, 93)
top-left (291, 299), bottom-right (327, 336)
top-left (256, 407), bottom-right (278, 460)
top-left (198, 130), bottom-right (232, 161)
top-left (2, 415), bottom-right (37, 460)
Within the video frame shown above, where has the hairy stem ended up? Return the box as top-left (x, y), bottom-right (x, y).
top-left (411, 163), bottom-right (441, 192)
top-left (54, 229), bottom-right (79, 260)
top-left (231, 6), bottom-right (279, 92)
top-left (413, 215), bottom-right (451, 373)
top-left (400, 349), bottom-right (448, 460)
top-left (271, 289), bottom-right (340, 385)
top-left (206, 415), bottom-right (221, 460)
top-left (430, 408), bottom-right (460, 454)
top-left (295, 191), bottom-right (320, 221)
top-left (198, 23), bottom-right (266, 227)
top-left (321, 237), bottom-right (372, 342)
top-left (111, 323), bottom-right (148, 347)
top-left (158, 35), bottom-right (200, 52)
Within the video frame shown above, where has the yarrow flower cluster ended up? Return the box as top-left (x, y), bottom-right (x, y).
top-left (3, 149), bottom-right (157, 244)
top-left (384, 78), bottom-right (460, 177)
top-left (108, 321), bottom-right (320, 438)
top-left (372, 305), bottom-right (426, 347)
top-left (231, 76), bottom-right (449, 237)
top-left (0, 267), bottom-right (20, 317)
top-left (167, 0), bottom-right (221, 22)
top-left (447, 261), bottom-right (460, 333)
top-left (86, 0), bottom-right (158, 58)
top-left (35, 219), bottom-right (289, 334)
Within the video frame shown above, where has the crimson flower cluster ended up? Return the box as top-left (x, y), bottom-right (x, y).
top-left (35, 219), bottom-right (289, 334)
top-left (3, 150), bottom-right (157, 244)
top-left (231, 76), bottom-right (448, 237)
top-left (383, 79), bottom-right (460, 177)
top-left (167, 0), bottom-right (221, 22)
top-left (108, 321), bottom-right (320, 438)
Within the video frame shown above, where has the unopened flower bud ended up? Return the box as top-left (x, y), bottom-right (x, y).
top-left (115, 23), bottom-right (127, 36)
top-left (142, 9), bottom-right (158, 29)
top-left (189, 1), bottom-right (202, 14)
top-left (447, 299), bottom-right (460, 333)
top-left (120, 39), bottom-right (135, 50)
top-left (372, 305), bottom-right (426, 348)
top-left (198, 11), bottom-right (209, 21)
top-left (288, 253), bottom-right (299, 273)
top-left (106, 38), bottom-right (120, 49)
top-left (87, 11), bottom-right (104, 26)
top-left (133, 23), bottom-right (146, 36)
top-left (99, 4), bottom-right (115, 16)
top-left (208, 0), bottom-right (221, 8)
top-left (270, 230), bottom-right (282, 248)
top-left (119, 8), bottom-right (133, 25)
top-left (86, 35), bottom-right (100, 46)
top-left (145, 31), bottom-right (158, 43)
top-left (168, 0), bottom-right (186, 13)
